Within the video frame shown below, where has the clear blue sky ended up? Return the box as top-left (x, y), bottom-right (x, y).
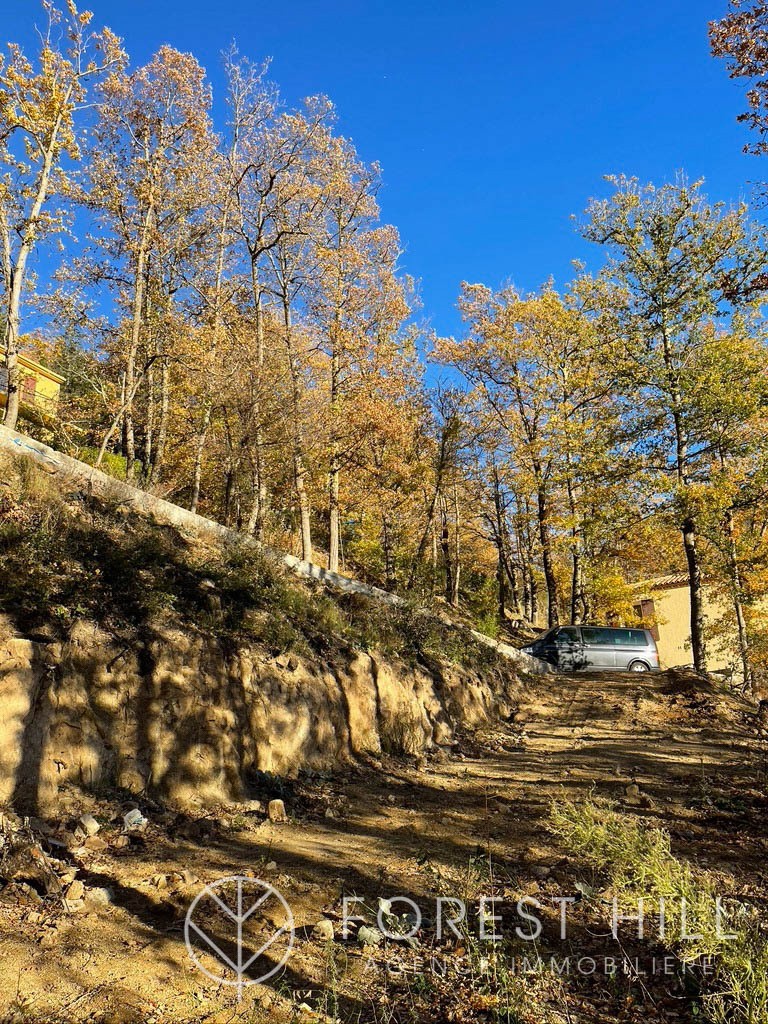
top-left (3, 0), bottom-right (759, 337)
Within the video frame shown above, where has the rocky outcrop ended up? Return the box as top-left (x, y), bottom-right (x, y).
top-left (0, 621), bottom-right (522, 814)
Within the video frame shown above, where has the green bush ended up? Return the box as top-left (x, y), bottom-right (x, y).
top-left (77, 446), bottom-right (129, 480)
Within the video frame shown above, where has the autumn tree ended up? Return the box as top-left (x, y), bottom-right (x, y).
top-left (341, 330), bottom-right (427, 589)
top-left (231, 77), bottom-right (333, 541)
top-left (84, 46), bottom-right (217, 479)
top-left (711, 1), bottom-right (768, 157)
top-left (309, 133), bottom-right (410, 571)
top-left (0, 0), bottom-right (123, 429)
top-left (583, 176), bottom-right (768, 672)
top-left (441, 285), bottom-right (610, 626)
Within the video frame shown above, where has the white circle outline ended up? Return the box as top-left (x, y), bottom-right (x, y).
top-left (184, 875), bottom-right (295, 994)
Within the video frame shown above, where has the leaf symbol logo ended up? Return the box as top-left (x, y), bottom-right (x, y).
top-left (184, 875), bottom-right (295, 997)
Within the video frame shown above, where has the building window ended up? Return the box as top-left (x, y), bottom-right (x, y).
top-left (634, 598), bottom-right (659, 641)
top-left (22, 375), bottom-right (37, 404)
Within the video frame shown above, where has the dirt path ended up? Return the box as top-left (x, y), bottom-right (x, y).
top-left (1, 671), bottom-right (765, 1024)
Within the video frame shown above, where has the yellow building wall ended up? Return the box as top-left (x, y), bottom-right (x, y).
top-left (18, 355), bottom-right (63, 408)
top-left (640, 584), bottom-right (734, 674)
top-left (1, 355), bottom-right (64, 423)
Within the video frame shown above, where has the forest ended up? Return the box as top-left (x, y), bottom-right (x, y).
top-left (3, 0), bottom-right (768, 688)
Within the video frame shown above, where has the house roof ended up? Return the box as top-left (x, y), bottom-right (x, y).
top-left (17, 354), bottom-right (65, 385)
top-left (634, 572), bottom-right (690, 592)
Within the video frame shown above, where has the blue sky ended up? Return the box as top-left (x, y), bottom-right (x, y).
top-left (2, 0), bottom-right (760, 337)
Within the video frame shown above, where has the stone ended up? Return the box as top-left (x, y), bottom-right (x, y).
top-left (123, 808), bottom-right (147, 830)
top-left (181, 870), bottom-right (199, 886)
top-left (242, 799), bottom-right (263, 814)
top-left (83, 835), bottom-right (108, 852)
top-left (312, 918), bottom-right (335, 941)
top-left (625, 783), bottom-right (641, 798)
top-left (86, 886), bottom-right (112, 906)
top-left (66, 880), bottom-right (85, 901)
top-left (150, 873), bottom-right (168, 890)
top-left (39, 928), bottom-right (59, 948)
top-left (268, 799), bottom-right (287, 823)
top-left (78, 814), bottom-right (100, 837)
top-left (531, 865), bottom-right (551, 880)
top-left (358, 925), bottom-right (382, 947)
top-left (113, 835), bottom-right (130, 849)
top-left (265, 861), bottom-right (278, 873)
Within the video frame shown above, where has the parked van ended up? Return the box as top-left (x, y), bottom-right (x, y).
top-left (521, 625), bottom-right (660, 673)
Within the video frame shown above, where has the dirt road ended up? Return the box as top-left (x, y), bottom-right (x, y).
top-left (1, 670), bottom-right (765, 1024)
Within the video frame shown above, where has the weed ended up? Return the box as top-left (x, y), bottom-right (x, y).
top-left (549, 797), bottom-right (768, 1024)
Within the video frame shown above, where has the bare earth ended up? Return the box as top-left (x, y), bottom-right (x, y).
top-left (1, 670), bottom-right (766, 1024)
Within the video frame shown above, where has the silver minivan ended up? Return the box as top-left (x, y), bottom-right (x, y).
top-left (522, 625), bottom-right (660, 673)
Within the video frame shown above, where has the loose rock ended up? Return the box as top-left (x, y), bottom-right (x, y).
top-left (268, 799), bottom-right (287, 823)
top-left (79, 814), bottom-right (100, 837)
top-left (83, 835), bottom-right (108, 852)
top-left (87, 886), bottom-right (112, 906)
top-left (312, 918), bottom-right (335, 941)
top-left (66, 880), bottom-right (85, 901)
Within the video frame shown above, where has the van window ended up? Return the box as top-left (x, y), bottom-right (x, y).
top-left (614, 629), bottom-right (647, 646)
top-left (554, 627), bottom-right (580, 644)
top-left (581, 627), bottom-right (647, 646)
top-left (581, 627), bottom-right (615, 645)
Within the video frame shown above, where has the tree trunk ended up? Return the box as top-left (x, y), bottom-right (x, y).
top-left (725, 510), bottom-right (752, 690)
top-left (682, 517), bottom-right (707, 673)
top-left (451, 479), bottom-right (461, 606)
top-left (496, 541), bottom-right (506, 623)
top-left (408, 424), bottom-right (452, 590)
top-left (661, 324), bottom-right (707, 673)
top-left (189, 405), bottom-right (211, 514)
top-left (328, 332), bottom-right (341, 572)
top-left (570, 549), bottom-right (585, 624)
top-left (96, 359), bottom-right (156, 469)
top-left (2, 88), bottom-right (72, 430)
top-left (440, 494), bottom-right (454, 605)
top-left (529, 565), bottom-right (539, 626)
top-left (536, 478), bottom-right (559, 627)
top-left (244, 261), bottom-right (268, 543)
top-left (124, 203), bottom-right (154, 480)
top-left (144, 361), bottom-right (155, 472)
top-left (328, 355), bottom-right (341, 573)
top-left (565, 473), bottom-right (586, 623)
top-left (282, 298), bottom-right (312, 563)
top-left (149, 358), bottom-right (169, 485)
top-left (493, 470), bottom-right (522, 620)
top-left (382, 512), bottom-right (396, 591)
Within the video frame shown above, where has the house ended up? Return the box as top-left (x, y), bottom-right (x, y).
top-left (633, 572), bottom-right (735, 675)
top-left (0, 353), bottom-right (65, 424)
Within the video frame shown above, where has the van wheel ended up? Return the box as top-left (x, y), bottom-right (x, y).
top-left (629, 661), bottom-right (650, 672)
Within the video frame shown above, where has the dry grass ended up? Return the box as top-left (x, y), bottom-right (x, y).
top-left (549, 797), bottom-right (768, 1024)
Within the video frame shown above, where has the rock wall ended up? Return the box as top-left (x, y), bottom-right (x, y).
top-left (0, 622), bottom-right (521, 814)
